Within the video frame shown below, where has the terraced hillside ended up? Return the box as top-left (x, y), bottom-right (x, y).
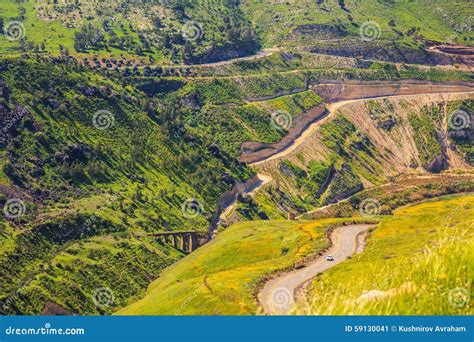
top-left (1, 55), bottom-right (473, 315)
top-left (0, 57), bottom-right (252, 314)
top-left (241, 92), bottom-right (474, 220)
top-left (0, 0), bottom-right (472, 317)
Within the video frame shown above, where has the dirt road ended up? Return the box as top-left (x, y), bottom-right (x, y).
top-left (194, 49), bottom-right (279, 68)
top-left (258, 224), bottom-right (373, 315)
top-left (250, 90), bottom-right (474, 166)
top-left (216, 173), bottom-right (272, 225)
top-left (222, 90), bottom-right (474, 214)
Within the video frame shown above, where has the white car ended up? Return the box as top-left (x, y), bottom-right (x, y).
top-left (325, 255), bottom-right (335, 261)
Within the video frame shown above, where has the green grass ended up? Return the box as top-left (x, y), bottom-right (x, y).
top-left (408, 105), bottom-right (443, 169)
top-left (446, 100), bottom-right (474, 165)
top-left (1, 0), bottom-right (472, 64)
top-left (0, 56), bottom-right (254, 314)
top-left (242, 0), bottom-right (473, 47)
top-left (0, 0), bottom-right (472, 317)
top-left (0, 0), bottom-right (76, 56)
top-left (119, 195), bottom-right (473, 315)
top-left (0, 0), bottom-right (258, 63)
top-left (116, 218), bottom-right (373, 315)
top-left (2, 232), bottom-right (183, 315)
top-left (299, 194), bottom-right (474, 315)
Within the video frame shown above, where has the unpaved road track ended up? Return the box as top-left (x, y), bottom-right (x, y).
top-left (217, 173), bottom-right (272, 224)
top-left (193, 48), bottom-right (279, 68)
top-left (250, 90), bottom-right (474, 166)
top-left (234, 90), bottom-right (474, 205)
top-left (258, 224), bottom-right (373, 315)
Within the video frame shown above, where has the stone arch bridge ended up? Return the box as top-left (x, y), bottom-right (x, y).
top-left (152, 231), bottom-right (210, 253)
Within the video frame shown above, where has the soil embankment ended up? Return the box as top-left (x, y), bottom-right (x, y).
top-left (240, 103), bottom-right (327, 164)
top-left (239, 81), bottom-right (474, 165)
top-left (209, 174), bottom-right (271, 233)
top-left (427, 44), bottom-right (474, 68)
top-left (312, 80), bottom-right (473, 102)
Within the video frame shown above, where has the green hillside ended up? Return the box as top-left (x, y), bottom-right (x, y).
top-left (118, 195), bottom-right (473, 315)
top-left (0, 57), bottom-right (252, 314)
top-left (0, 0), bottom-right (472, 317)
top-left (1, 51), bottom-right (472, 315)
top-left (0, 0), bottom-right (259, 64)
top-left (243, 0), bottom-right (473, 46)
top-left (301, 194), bottom-right (474, 315)
top-left (1, 0), bottom-right (472, 64)
top-left (238, 96), bottom-right (474, 218)
top-left (117, 218), bottom-right (374, 315)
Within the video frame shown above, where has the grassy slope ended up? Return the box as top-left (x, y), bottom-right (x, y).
top-left (0, 57), bottom-right (245, 230)
top-left (117, 217), bottom-right (374, 315)
top-left (0, 57), bottom-right (252, 314)
top-left (447, 100), bottom-right (474, 164)
top-left (249, 95), bottom-right (473, 217)
top-left (0, 0), bottom-right (471, 317)
top-left (242, 0), bottom-right (473, 46)
top-left (301, 194), bottom-right (474, 315)
top-left (0, 0), bottom-right (76, 55)
top-left (120, 195), bottom-right (473, 315)
top-left (153, 63), bottom-right (471, 159)
top-left (2, 53), bottom-right (469, 314)
top-left (1, 1), bottom-right (472, 63)
top-left (0, 0), bottom-right (258, 63)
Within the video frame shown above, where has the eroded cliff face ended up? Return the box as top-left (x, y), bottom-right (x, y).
top-left (252, 92), bottom-right (473, 214)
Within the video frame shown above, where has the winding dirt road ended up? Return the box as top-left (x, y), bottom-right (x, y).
top-left (219, 90), bottom-right (474, 216)
top-left (250, 90), bottom-right (474, 166)
top-left (216, 173), bottom-right (272, 226)
top-left (258, 224), bottom-right (373, 315)
top-left (193, 48), bottom-right (279, 68)
top-left (210, 88), bottom-right (473, 312)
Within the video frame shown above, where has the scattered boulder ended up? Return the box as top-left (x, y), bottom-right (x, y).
top-left (378, 117), bottom-right (397, 131)
top-left (55, 143), bottom-right (94, 164)
top-left (425, 155), bottom-right (448, 173)
top-left (180, 93), bottom-right (201, 110)
top-left (257, 211), bottom-right (269, 220)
